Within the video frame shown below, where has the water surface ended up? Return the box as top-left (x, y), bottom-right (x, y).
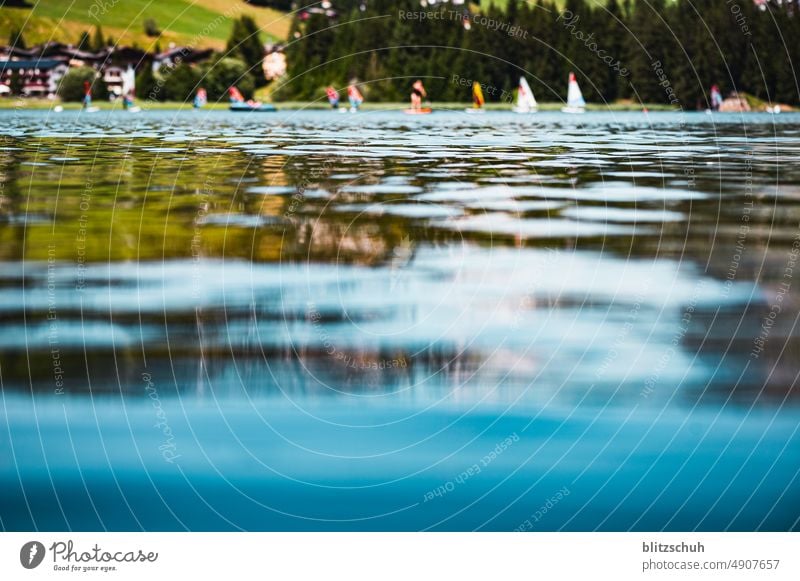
top-left (1, 110), bottom-right (799, 530)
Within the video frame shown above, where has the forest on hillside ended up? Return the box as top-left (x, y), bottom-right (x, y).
top-left (277, 0), bottom-right (800, 107)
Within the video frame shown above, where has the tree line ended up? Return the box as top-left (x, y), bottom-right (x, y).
top-left (277, 0), bottom-right (800, 107)
top-left (135, 15), bottom-right (266, 103)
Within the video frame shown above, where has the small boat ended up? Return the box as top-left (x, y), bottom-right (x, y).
top-left (403, 108), bottom-right (432, 115)
top-left (465, 82), bottom-right (485, 114)
top-left (230, 101), bottom-right (277, 112)
top-left (513, 76), bottom-right (537, 113)
top-left (229, 87), bottom-right (277, 112)
top-left (561, 72), bottom-right (586, 114)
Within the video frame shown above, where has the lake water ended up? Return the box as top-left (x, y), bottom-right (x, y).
top-left (1, 109), bottom-right (799, 531)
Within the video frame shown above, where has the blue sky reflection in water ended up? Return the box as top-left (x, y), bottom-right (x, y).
top-left (0, 110), bottom-right (799, 531)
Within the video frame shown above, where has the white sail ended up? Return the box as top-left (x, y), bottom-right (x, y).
top-left (121, 66), bottom-right (136, 95)
top-left (566, 72), bottom-right (585, 108)
top-left (517, 77), bottom-right (537, 110)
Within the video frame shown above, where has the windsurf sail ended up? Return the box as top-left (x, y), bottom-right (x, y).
top-left (472, 82), bottom-right (485, 108)
top-left (347, 84), bottom-right (363, 108)
top-left (121, 66), bottom-right (135, 97)
top-left (194, 88), bottom-right (207, 108)
top-left (229, 86), bottom-right (245, 103)
top-left (120, 66), bottom-right (136, 109)
top-left (326, 86), bottom-right (340, 108)
top-left (566, 72), bottom-right (585, 109)
top-left (82, 81), bottom-right (93, 108)
top-left (517, 77), bottom-right (537, 110)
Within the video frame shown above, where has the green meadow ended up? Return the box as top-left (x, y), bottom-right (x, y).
top-left (0, 0), bottom-right (291, 49)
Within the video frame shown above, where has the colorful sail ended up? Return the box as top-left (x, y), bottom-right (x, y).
top-left (472, 82), bottom-right (485, 108)
top-left (710, 84), bottom-right (723, 110)
top-left (517, 77), bottom-right (537, 110)
top-left (229, 86), bottom-right (245, 103)
top-left (194, 88), bottom-right (207, 108)
top-left (566, 72), bottom-right (585, 108)
top-left (347, 84), bottom-right (363, 109)
top-left (326, 86), bottom-right (340, 108)
top-left (83, 81), bottom-right (92, 108)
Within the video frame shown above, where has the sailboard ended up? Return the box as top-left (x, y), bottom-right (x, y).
top-left (561, 72), bottom-right (586, 114)
top-left (465, 81), bottom-right (485, 114)
top-left (513, 76), bottom-right (537, 113)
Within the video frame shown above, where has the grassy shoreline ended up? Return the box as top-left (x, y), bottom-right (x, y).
top-left (1, 98), bottom-right (794, 112)
top-left (0, 98), bottom-right (685, 112)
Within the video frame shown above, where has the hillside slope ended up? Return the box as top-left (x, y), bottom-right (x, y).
top-left (0, 0), bottom-right (291, 50)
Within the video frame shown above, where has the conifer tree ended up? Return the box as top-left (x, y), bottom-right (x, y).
top-left (91, 26), bottom-right (105, 51)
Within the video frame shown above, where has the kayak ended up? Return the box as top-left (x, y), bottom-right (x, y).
top-left (404, 108), bottom-right (432, 115)
top-left (230, 102), bottom-right (277, 113)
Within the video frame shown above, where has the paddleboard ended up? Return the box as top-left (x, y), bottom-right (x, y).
top-left (230, 102), bottom-right (277, 113)
top-left (404, 108), bottom-right (432, 115)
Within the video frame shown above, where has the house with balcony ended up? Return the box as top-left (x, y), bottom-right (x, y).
top-left (0, 59), bottom-right (69, 97)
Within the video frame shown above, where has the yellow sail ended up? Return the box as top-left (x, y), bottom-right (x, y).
top-left (472, 82), bottom-right (485, 108)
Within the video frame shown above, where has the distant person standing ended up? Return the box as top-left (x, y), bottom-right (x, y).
top-left (410, 80), bottom-right (427, 110)
top-left (710, 84), bottom-right (723, 111)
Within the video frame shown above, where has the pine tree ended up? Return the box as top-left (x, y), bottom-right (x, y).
top-left (226, 16), bottom-right (267, 87)
top-left (8, 28), bottom-right (26, 50)
top-left (135, 64), bottom-right (160, 101)
top-left (269, 0), bottom-right (799, 107)
top-left (600, 0), bottom-right (626, 101)
top-left (163, 63), bottom-right (200, 102)
top-left (626, 0), bottom-right (667, 104)
top-left (91, 26), bottom-right (105, 51)
top-left (77, 31), bottom-right (91, 51)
